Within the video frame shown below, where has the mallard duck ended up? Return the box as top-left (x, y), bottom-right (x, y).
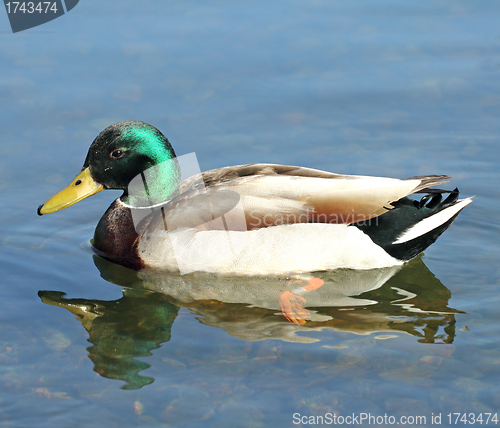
top-left (38, 121), bottom-right (472, 277)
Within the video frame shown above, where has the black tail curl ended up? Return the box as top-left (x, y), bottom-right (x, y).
top-left (353, 188), bottom-right (463, 262)
top-left (416, 188), bottom-right (459, 209)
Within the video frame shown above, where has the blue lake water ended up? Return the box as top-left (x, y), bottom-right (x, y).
top-left (1, 1), bottom-right (500, 427)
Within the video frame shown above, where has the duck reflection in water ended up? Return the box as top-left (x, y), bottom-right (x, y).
top-left (39, 255), bottom-right (463, 390)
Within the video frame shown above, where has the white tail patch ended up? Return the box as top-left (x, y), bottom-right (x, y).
top-left (393, 197), bottom-right (473, 244)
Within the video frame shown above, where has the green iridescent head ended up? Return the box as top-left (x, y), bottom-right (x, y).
top-left (84, 121), bottom-right (181, 206)
top-left (38, 121), bottom-right (181, 215)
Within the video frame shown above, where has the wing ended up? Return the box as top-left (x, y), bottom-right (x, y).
top-left (145, 164), bottom-right (450, 232)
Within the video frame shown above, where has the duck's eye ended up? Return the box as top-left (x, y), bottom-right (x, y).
top-left (110, 149), bottom-right (125, 159)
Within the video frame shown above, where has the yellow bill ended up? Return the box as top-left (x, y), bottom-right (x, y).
top-left (38, 167), bottom-right (103, 215)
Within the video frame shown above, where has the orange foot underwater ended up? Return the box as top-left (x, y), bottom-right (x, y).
top-left (279, 291), bottom-right (309, 325)
top-left (278, 277), bottom-right (325, 325)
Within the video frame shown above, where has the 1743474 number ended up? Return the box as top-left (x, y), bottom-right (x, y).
top-left (447, 413), bottom-right (498, 425)
top-left (5, 2), bottom-right (58, 13)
